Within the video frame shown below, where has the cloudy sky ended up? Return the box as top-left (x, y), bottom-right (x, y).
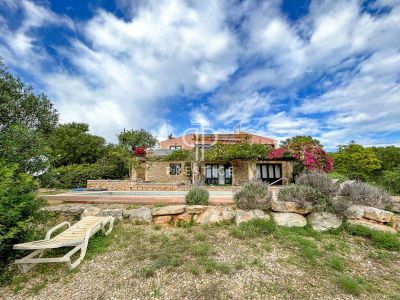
top-left (1, 0), bottom-right (399, 150)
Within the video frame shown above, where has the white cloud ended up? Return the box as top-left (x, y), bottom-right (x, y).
top-left (0, 0), bottom-right (238, 141)
top-left (0, 0), bottom-right (399, 148)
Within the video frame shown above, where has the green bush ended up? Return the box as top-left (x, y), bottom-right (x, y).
top-left (379, 167), bottom-right (400, 195)
top-left (185, 187), bottom-right (209, 205)
top-left (233, 181), bottom-right (272, 210)
top-left (296, 172), bottom-right (339, 197)
top-left (40, 147), bottom-right (131, 189)
top-left (0, 162), bottom-right (44, 281)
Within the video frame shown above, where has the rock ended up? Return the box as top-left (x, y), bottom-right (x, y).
top-left (42, 205), bottom-right (85, 215)
top-left (348, 219), bottom-right (397, 234)
top-left (271, 212), bottom-right (307, 227)
top-left (271, 200), bottom-right (313, 215)
top-left (391, 215), bottom-right (400, 231)
top-left (185, 205), bottom-right (208, 214)
top-left (307, 212), bottom-right (342, 231)
top-left (124, 207), bottom-right (152, 224)
top-left (339, 180), bottom-right (355, 191)
top-left (195, 207), bottom-right (236, 224)
top-left (153, 215), bottom-right (172, 227)
top-left (172, 213), bottom-right (192, 225)
top-left (345, 205), bottom-right (365, 219)
top-left (97, 209), bottom-right (123, 220)
top-left (391, 202), bottom-right (400, 214)
top-left (152, 205), bottom-right (186, 216)
top-left (81, 206), bottom-right (101, 217)
top-left (235, 209), bottom-right (270, 225)
top-left (363, 207), bottom-right (394, 223)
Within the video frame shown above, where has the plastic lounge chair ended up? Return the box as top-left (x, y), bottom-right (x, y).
top-left (13, 216), bottom-right (114, 273)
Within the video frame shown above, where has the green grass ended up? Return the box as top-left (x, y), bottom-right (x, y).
top-left (326, 255), bottom-right (346, 271)
top-left (197, 257), bottom-right (231, 274)
top-left (230, 218), bottom-right (277, 239)
top-left (347, 224), bottom-right (400, 251)
top-left (337, 275), bottom-right (364, 296)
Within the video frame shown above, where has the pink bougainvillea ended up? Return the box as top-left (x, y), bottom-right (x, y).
top-left (133, 147), bottom-right (146, 157)
top-left (267, 142), bottom-right (333, 173)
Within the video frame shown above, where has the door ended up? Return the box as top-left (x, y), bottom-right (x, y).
top-left (205, 164), bottom-right (232, 185)
top-left (256, 164), bottom-right (282, 185)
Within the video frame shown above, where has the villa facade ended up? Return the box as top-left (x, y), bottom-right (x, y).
top-left (131, 132), bottom-right (293, 186)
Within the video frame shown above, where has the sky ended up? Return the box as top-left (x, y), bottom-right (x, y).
top-left (0, 0), bottom-right (399, 150)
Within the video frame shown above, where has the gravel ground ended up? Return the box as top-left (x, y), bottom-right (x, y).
top-left (1, 220), bottom-right (400, 300)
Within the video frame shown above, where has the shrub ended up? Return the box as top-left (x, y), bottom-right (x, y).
top-left (185, 187), bottom-right (209, 205)
top-left (0, 162), bottom-right (44, 282)
top-left (277, 185), bottom-right (322, 206)
top-left (296, 172), bottom-right (339, 197)
top-left (233, 181), bottom-right (272, 210)
top-left (379, 167), bottom-right (400, 195)
top-left (338, 181), bottom-right (392, 209)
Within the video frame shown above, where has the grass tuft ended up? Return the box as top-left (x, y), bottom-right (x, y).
top-left (337, 275), bottom-right (363, 296)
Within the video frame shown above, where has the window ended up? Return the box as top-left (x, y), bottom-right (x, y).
top-left (170, 145), bottom-right (182, 150)
top-left (256, 164), bottom-right (282, 185)
top-left (169, 163), bottom-right (181, 175)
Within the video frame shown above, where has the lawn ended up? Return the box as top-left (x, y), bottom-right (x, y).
top-left (1, 218), bottom-right (400, 299)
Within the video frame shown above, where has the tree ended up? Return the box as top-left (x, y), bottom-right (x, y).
top-left (117, 129), bottom-right (157, 152)
top-left (371, 146), bottom-right (400, 171)
top-left (0, 124), bottom-right (50, 174)
top-left (0, 61), bottom-right (58, 174)
top-left (280, 135), bottom-right (321, 147)
top-left (0, 161), bottom-right (43, 280)
top-left (331, 142), bottom-right (382, 180)
top-left (48, 122), bottom-right (106, 167)
top-left (0, 61), bottom-right (58, 135)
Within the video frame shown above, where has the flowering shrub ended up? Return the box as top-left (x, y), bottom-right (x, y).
top-left (267, 142), bottom-right (333, 173)
top-left (133, 147), bottom-right (146, 157)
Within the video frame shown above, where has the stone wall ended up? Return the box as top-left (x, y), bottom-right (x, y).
top-left (87, 180), bottom-right (237, 191)
top-left (232, 160), bottom-right (249, 185)
top-left (144, 161), bottom-right (191, 184)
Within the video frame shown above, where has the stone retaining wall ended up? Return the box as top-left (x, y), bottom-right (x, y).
top-left (43, 202), bottom-right (400, 234)
top-left (87, 180), bottom-right (236, 191)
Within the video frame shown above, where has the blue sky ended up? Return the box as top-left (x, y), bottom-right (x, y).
top-left (0, 0), bottom-right (399, 150)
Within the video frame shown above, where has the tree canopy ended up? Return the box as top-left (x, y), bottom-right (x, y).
top-left (280, 135), bottom-right (321, 147)
top-left (117, 129), bottom-right (157, 151)
top-left (331, 142), bottom-right (382, 180)
top-left (0, 62), bottom-right (58, 135)
top-left (48, 122), bottom-right (106, 167)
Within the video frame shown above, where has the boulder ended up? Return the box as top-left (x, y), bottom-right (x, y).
top-left (97, 209), bottom-right (123, 220)
top-left (185, 205), bottom-right (208, 214)
top-left (271, 200), bottom-right (313, 215)
top-left (392, 215), bottom-right (400, 231)
top-left (348, 219), bottom-right (397, 234)
top-left (124, 207), bottom-right (152, 224)
top-left (391, 202), bottom-right (400, 214)
top-left (307, 212), bottom-right (342, 231)
top-left (339, 180), bottom-right (355, 191)
top-left (235, 209), bottom-right (270, 225)
top-left (152, 205), bottom-right (186, 216)
top-left (345, 205), bottom-right (365, 219)
top-left (271, 212), bottom-right (307, 227)
top-left (172, 213), bottom-right (192, 225)
top-left (153, 215), bottom-right (172, 227)
top-left (195, 207), bottom-right (236, 225)
top-left (363, 207), bottom-right (394, 223)
top-left (81, 206), bottom-right (101, 217)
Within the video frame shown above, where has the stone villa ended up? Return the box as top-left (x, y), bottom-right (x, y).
top-left (131, 132), bottom-right (294, 186)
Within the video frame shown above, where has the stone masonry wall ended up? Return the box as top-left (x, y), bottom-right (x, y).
top-left (232, 160), bottom-right (249, 185)
top-left (145, 161), bottom-right (191, 184)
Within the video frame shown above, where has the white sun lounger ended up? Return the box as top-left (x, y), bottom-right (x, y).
top-left (13, 216), bottom-right (114, 273)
